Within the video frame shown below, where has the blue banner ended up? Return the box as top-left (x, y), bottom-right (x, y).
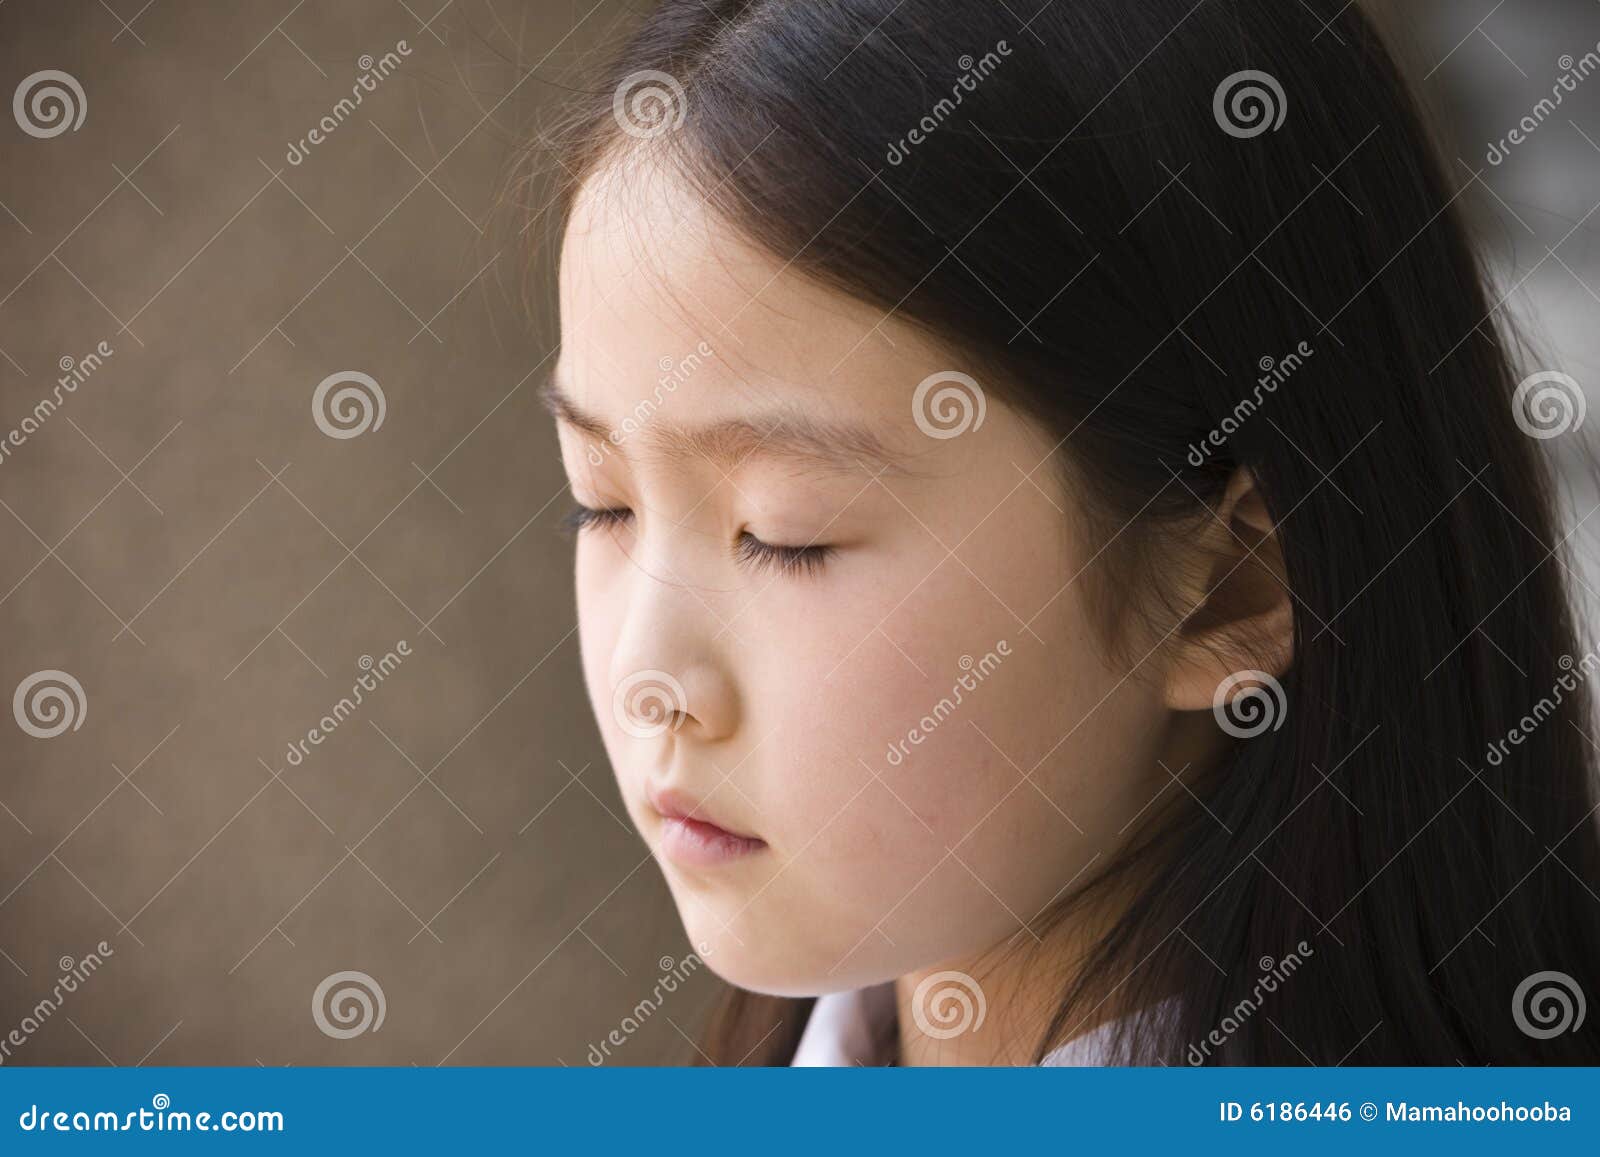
top-left (0, 1067), bottom-right (1594, 1152)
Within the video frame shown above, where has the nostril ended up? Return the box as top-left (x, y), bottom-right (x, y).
top-left (611, 668), bottom-right (690, 739)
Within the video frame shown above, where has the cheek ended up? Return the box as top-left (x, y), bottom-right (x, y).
top-left (737, 536), bottom-right (1081, 835)
top-left (574, 545), bottom-right (625, 746)
top-left (729, 566), bottom-right (1030, 895)
top-left (734, 520), bottom-right (1169, 957)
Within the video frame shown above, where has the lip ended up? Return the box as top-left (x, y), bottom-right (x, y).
top-left (646, 783), bottom-right (767, 867)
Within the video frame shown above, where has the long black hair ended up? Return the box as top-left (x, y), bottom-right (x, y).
top-left (523, 0), bottom-right (1600, 1064)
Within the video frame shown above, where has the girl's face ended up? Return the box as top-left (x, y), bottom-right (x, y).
top-left (552, 162), bottom-right (1184, 997)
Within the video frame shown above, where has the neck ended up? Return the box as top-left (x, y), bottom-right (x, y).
top-left (890, 712), bottom-right (1223, 1066)
top-left (892, 927), bottom-right (1126, 1066)
top-left (890, 822), bottom-right (1186, 1065)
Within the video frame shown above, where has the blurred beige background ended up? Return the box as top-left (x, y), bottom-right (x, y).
top-left (1, 0), bottom-right (1597, 1067)
top-left (0, 0), bottom-right (718, 1065)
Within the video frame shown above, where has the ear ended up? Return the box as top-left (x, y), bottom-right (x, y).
top-left (1162, 466), bottom-right (1295, 712)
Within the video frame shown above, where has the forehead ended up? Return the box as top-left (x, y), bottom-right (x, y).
top-left (554, 157), bottom-right (938, 446)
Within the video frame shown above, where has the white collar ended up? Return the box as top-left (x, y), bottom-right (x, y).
top-left (790, 983), bottom-right (1174, 1066)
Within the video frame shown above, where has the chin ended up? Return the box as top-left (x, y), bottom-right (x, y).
top-left (674, 915), bottom-right (883, 998)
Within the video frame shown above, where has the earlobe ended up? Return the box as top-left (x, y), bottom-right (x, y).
top-left (1162, 467), bottom-right (1295, 713)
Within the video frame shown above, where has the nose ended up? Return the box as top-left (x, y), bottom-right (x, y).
top-left (606, 566), bottom-right (740, 744)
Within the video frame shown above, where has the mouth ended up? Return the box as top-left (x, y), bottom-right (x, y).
top-left (646, 782), bottom-right (768, 867)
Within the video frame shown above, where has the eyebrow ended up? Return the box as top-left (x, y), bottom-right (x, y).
top-left (539, 373), bottom-right (916, 478)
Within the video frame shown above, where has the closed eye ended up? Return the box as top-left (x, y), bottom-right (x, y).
top-left (735, 531), bottom-right (834, 578)
top-left (561, 504), bottom-right (833, 578)
top-left (560, 503), bottom-right (632, 535)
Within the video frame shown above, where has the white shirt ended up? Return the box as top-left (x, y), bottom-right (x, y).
top-left (790, 983), bottom-right (1172, 1066)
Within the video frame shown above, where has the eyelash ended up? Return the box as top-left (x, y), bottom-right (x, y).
top-left (560, 504), bottom-right (631, 535)
top-left (560, 503), bottom-right (835, 578)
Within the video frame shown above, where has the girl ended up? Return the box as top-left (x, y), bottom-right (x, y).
top-left (526, 0), bottom-right (1600, 1064)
